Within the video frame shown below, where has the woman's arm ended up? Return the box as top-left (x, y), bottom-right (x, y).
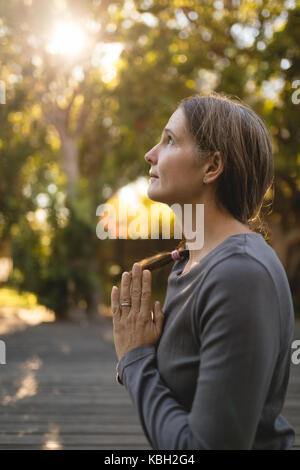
top-left (117, 343), bottom-right (202, 449)
top-left (117, 255), bottom-right (281, 450)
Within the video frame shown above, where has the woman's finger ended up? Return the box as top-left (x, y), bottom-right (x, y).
top-left (120, 271), bottom-right (131, 317)
top-left (153, 301), bottom-right (164, 330)
top-left (111, 285), bottom-right (120, 320)
top-left (140, 269), bottom-right (152, 319)
top-left (130, 263), bottom-right (142, 312)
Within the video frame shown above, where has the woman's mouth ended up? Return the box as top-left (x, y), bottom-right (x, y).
top-left (150, 176), bottom-right (159, 181)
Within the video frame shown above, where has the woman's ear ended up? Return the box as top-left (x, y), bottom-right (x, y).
top-left (204, 151), bottom-right (224, 184)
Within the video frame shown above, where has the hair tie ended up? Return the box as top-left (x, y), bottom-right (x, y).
top-left (171, 250), bottom-right (182, 261)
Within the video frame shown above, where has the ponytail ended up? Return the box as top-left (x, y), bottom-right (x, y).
top-left (128, 238), bottom-right (189, 276)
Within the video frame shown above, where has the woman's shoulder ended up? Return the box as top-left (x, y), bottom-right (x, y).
top-left (191, 234), bottom-right (295, 354)
top-left (201, 232), bottom-right (285, 288)
top-left (194, 232), bottom-right (294, 327)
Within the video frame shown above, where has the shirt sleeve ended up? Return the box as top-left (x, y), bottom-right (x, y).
top-left (118, 254), bottom-right (281, 450)
top-left (117, 344), bottom-right (202, 449)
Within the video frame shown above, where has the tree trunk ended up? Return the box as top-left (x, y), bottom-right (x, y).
top-left (60, 134), bottom-right (79, 199)
top-left (85, 257), bottom-right (102, 320)
top-left (268, 219), bottom-right (300, 272)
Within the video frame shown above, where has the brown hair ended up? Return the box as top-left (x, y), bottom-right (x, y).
top-left (129, 91), bottom-right (274, 276)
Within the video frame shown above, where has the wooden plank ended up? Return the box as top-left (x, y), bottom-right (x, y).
top-left (0, 444), bottom-right (152, 450)
top-left (0, 424), bottom-right (146, 433)
top-left (0, 434), bottom-right (150, 446)
top-left (0, 317), bottom-right (299, 450)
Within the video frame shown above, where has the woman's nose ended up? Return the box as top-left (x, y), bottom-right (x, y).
top-left (144, 145), bottom-right (158, 164)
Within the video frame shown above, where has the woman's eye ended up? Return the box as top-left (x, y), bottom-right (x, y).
top-left (167, 135), bottom-right (174, 145)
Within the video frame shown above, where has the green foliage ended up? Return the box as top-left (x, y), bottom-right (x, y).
top-left (0, 287), bottom-right (38, 309)
top-left (0, 0), bottom-right (299, 317)
top-left (9, 192), bottom-right (100, 317)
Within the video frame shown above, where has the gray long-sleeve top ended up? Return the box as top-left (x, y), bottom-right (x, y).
top-left (117, 233), bottom-right (296, 450)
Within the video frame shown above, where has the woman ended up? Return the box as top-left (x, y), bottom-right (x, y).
top-left (110, 92), bottom-right (296, 450)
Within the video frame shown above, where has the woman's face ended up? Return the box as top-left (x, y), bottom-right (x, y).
top-left (144, 106), bottom-right (205, 206)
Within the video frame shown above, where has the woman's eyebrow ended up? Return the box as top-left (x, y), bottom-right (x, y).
top-left (163, 127), bottom-right (178, 140)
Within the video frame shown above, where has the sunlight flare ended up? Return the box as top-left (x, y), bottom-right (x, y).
top-left (47, 21), bottom-right (86, 57)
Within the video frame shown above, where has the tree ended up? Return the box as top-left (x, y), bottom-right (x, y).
top-left (1, 0), bottom-right (299, 318)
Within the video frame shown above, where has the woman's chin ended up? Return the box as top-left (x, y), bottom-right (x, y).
top-left (147, 191), bottom-right (172, 206)
top-left (147, 186), bottom-right (164, 203)
top-left (147, 191), bottom-right (160, 202)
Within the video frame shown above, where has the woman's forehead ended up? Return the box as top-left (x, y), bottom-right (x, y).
top-left (166, 107), bottom-right (188, 138)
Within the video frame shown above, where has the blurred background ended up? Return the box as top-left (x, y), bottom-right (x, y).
top-left (0, 0), bottom-right (300, 322)
top-left (0, 0), bottom-right (299, 450)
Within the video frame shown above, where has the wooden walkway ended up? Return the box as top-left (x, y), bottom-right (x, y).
top-left (0, 316), bottom-right (299, 450)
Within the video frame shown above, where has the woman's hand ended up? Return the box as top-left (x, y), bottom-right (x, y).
top-left (111, 262), bottom-right (164, 362)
